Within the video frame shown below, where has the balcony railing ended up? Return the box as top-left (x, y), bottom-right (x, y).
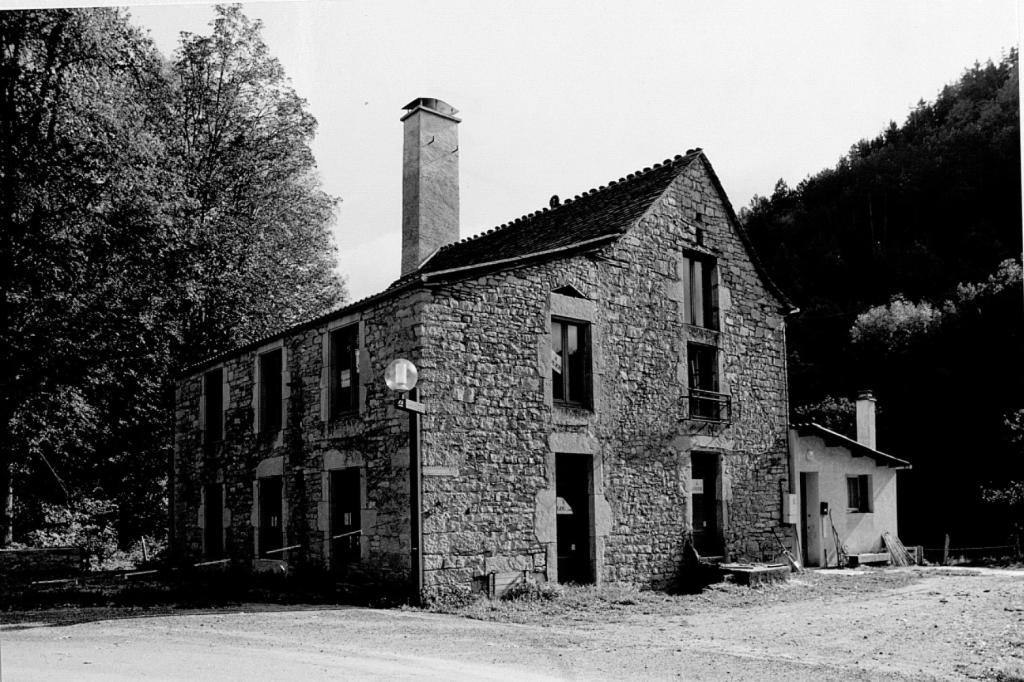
top-left (687, 389), bottom-right (731, 423)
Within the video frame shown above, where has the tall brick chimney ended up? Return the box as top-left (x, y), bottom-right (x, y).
top-left (400, 98), bottom-right (460, 275)
top-left (855, 389), bottom-right (877, 450)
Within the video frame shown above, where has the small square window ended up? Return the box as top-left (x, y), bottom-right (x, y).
top-left (552, 318), bottom-right (591, 408)
top-left (847, 475), bottom-right (872, 513)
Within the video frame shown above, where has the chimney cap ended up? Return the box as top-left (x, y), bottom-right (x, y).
top-left (401, 97), bottom-right (460, 121)
top-left (857, 389), bottom-right (876, 401)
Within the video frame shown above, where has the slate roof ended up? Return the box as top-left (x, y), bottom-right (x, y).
top-left (419, 151), bottom-right (703, 274)
top-left (792, 422), bottom-right (912, 469)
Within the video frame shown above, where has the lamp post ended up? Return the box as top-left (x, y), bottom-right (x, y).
top-left (385, 358), bottom-right (425, 605)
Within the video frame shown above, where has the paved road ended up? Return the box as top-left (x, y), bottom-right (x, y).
top-left (0, 602), bottom-right (927, 681)
top-left (3, 568), bottom-right (1022, 680)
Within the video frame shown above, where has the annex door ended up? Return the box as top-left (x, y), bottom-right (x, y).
top-left (800, 472), bottom-right (821, 567)
top-left (258, 475), bottom-right (283, 558)
top-left (691, 452), bottom-right (722, 556)
top-left (556, 454), bottom-right (593, 584)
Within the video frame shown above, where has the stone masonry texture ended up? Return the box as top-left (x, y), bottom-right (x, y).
top-left (173, 154), bottom-right (791, 599)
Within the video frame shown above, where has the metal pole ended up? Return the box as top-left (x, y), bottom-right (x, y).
top-left (409, 386), bottom-right (423, 605)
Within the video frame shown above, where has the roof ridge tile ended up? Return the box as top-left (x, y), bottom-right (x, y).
top-left (420, 150), bottom-right (700, 275)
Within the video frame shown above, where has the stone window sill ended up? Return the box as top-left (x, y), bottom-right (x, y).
top-left (553, 403), bottom-right (593, 426)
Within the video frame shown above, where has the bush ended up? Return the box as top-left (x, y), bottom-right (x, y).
top-left (423, 582), bottom-right (478, 611)
top-left (23, 499), bottom-right (119, 569)
top-left (501, 577), bottom-right (563, 602)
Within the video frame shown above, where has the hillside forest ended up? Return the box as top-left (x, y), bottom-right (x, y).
top-left (742, 49), bottom-right (1022, 551)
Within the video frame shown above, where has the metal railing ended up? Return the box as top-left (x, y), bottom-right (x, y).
top-left (687, 389), bottom-right (731, 423)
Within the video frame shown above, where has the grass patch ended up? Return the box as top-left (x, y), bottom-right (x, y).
top-left (435, 569), bottom-right (922, 625)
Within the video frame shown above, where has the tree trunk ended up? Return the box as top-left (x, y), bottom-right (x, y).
top-left (1, 450), bottom-right (12, 547)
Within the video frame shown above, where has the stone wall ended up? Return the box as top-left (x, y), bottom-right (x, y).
top-left (174, 288), bottom-right (428, 587)
top-left (0, 547), bottom-right (86, 582)
top-left (413, 157), bottom-right (790, 592)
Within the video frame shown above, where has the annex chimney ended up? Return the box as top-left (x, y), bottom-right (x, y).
top-left (855, 389), bottom-right (877, 450)
top-left (401, 98), bottom-right (460, 275)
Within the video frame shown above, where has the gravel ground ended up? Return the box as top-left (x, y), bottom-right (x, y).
top-left (2, 566), bottom-right (1022, 680)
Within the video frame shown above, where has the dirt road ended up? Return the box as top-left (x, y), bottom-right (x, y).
top-left (3, 567), bottom-right (1022, 680)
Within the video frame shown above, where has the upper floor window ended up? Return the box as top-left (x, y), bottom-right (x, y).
top-left (552, 318), bottom-right (590, 407)
top-left (258, 348), bottom-right (283, 434)
top-left (329, 325), bottom-right (360, 419)
top-left (683, 254), bottom-right (718, 330)
top-left (203, 368), bottom-right (223, 444)
top-left (688, 342), bottom-right (729, 421)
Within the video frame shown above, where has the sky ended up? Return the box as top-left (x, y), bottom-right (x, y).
top-left (5, 1), bottom-right (1020, 300)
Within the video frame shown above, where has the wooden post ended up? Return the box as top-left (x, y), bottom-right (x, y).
top-left (943, 533), bottom-right (950, 565)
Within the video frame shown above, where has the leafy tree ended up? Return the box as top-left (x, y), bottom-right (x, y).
top-left (981, 408), bottom-right (1024, 552)
top-left (792, 395), bottom-right (859, 435)
top-left (0, 6), bottom-right (346, 547)
top-left (0, 8), bottom-right (176, 545)
top-left (850, 296), bottom-right (943, 354)
top-left (166, 5), bottom-right (345, 366)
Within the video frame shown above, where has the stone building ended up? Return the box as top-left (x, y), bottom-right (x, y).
top-left (172, 98), bottom-right (798, 598)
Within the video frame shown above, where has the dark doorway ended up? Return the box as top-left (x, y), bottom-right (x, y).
top-left (691, 452), bottom-right (721, 556)
top-left (330, 468), bottom-right (361, 565)
top-left (800, 472), bottom-right (821, 567)
top-left (556, 454), bottom-right (593, 584)
top-left (204, 484), bottom-right (223, 559)
top-left (258, 476), bottom-right (283, 557)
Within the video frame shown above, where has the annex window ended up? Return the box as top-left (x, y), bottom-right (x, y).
top-left (683, 254), bottom-right (718, 330)
top-left (258, 348), bottom-right (283, 435)
top-left (847, 475), bottom-right (872, 513)
top-left (203, 483), bottom-right (224, 559)
top-left (330, 467), bottom-right (362, 564)
top-left (687, 343), bottom-right (729, 422)
top-left (203, 368), bottom-right (223, 444)
top-left (552, 318), bottom-right (591, 407)
top-left (329, 325), bottom-right (359, 419)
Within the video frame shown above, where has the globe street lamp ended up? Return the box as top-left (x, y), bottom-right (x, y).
top-left (385, 358), bottom-right (425, 604)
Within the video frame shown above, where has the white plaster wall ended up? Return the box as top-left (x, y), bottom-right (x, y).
top-left (791, 433), bottom-right (899, 562)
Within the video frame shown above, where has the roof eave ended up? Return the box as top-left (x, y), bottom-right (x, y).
top-left (792, 422), bottom-right (911, 469)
